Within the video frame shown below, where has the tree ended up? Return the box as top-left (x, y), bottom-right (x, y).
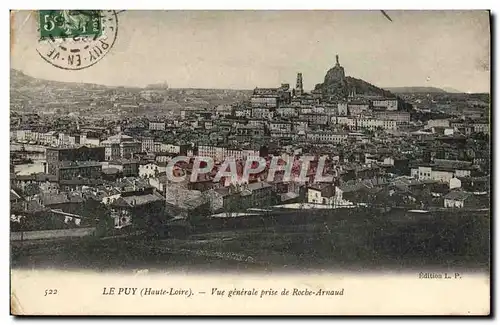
top-left (80, 199), bottom-right (113, 237)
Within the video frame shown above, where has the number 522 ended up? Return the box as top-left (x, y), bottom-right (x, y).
top-left (44, 289), bottom-right (58, 296)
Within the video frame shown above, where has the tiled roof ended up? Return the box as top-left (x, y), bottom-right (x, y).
top-left (102, 167), bottom-right (120, 175)
top-left (247, 182), bottom-right (272, 191)
top-left (280, 192), bottom-right (300, 202)
top-left (308, 183), bottom-right (332, 191)
top-left (214, 187), bottom-right (231, 197)
top-left (115, 192), bottom-right (165, 207)
top-left (11, 200), bottom-right (47, 214)
top-left (40, 192), bottom-right (84, 206)
top-left (338, 181), bottom-right (367, 193)
top-left (444, 191), bottom-right (472, 201)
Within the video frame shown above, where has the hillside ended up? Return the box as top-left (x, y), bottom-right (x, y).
top-left (442, 87), bottom-right (465, 94)
top-left (10, 69), bottom-right (108, 90)
top-left (10, 69), bottom-right (252, 115)
top-left (384, 86), bottom-right (448, 94)
top-left (345, 77), bottom-right (395, 98)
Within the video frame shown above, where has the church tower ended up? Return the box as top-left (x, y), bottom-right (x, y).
top-left (295, 72), bottom-right (304, 97)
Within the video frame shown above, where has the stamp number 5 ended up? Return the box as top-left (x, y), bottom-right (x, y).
top-left (43, 14), bottom-right (56, 32)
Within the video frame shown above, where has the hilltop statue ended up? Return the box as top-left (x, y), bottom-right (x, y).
top-left (325, 54), bottom-right (345, 83)
top-left (313, 54), bottom-right (347, 98)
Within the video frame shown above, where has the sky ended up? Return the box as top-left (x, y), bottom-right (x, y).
top-left (10, 10), bottom-right (490, 92)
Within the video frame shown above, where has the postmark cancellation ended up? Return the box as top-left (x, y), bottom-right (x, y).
top-left (36, 10), bottom-right (118, 70)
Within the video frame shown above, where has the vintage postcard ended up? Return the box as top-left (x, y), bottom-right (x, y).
top-left (9, 10), bottom-right (491, 315)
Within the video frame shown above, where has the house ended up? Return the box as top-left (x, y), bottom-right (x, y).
top-left (334, 181), bottom-right (377, 207)
top-left (251, 107), bottom-right (273, 119)
top-left (89, 186), bottom-right (122, 205)
top-left (207, 187), bottom-right (230, 212)
top-left (139, 161), bottom-right (168, 178)
top-left (45, 145), bottom-right (105, 175)
top-left (242, 182), bottom-right (274, 209)
top-left (391, 177), bottom-right (433, 193)
top-left (307, 183), bottom-right (335, 205)
top-left (10, 199), bottom-right (89, 232)
top-left (449, 177), bottom-right (462, 190)
top-left (270, 173), bottom-right (303, 194)
top-left (299, 113), bottom-right (329, 126)
top-left (149, 121), bottom-right (166, 131)
top-left (187, 176), bottom-right (218, 192)
top-left (458, 176), bottom-right (490, 194)
top-left (36, 192), bottom-right (85, 214)
top-left (101, 133), bottom-right (142, 160)
top-left (88, 178), bottom-right (153, 206)
top-left (372, 99), bottom-right (398, 111)
top-left (55, 161), bottom-right (103, 181)
top-left (148, 175), bottom-right (169, 193)
top-left (12, 173), bottom-right (57, 194)
top-left (429, 182), bottom-right (450, 198)
top-left (279, 191), bottom-right (302, 204)
top-left (164, 185), bottom-right (210, 220)
top-left (11, 199), bottom-right (48, 229)
top-left (269, 121), bottom-right (293, 133)
top-left (410, 161), bottom-right (473, 182)
top-left (337, 102), bottom-right (348, 115)
top-left (107, 159), bottom-right (140, 177)
top-left (110, 191), bottom-right (165, 229)
top-left (207, 182), bottom-right (274, 213)
top-left (102, 167), bottom-right (121, 181)
top-left (427, 119), bottom-right (450, 128)
top-left (58, 178), bottom-right (103, 193)
top-left (443, 191), bottom-right (473, 208)
top-left (473, 121), bottom-right (489, 134)
top-left (347, 102), bottom-right (369, 116)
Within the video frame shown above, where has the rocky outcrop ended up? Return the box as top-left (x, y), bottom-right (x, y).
top-left (314, 55), bottom-right (395, 99)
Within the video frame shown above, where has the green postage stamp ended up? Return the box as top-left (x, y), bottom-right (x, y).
top-left (35, 10), bottom-right (118, 70)
top-left (39, 10), bottom-right (103, 39)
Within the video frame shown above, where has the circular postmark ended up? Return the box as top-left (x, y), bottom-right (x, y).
top-left (36, 10), bottom-right (118, 70)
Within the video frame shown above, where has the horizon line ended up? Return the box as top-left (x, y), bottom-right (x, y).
top-left (11, 68), bottom-right (490, 94)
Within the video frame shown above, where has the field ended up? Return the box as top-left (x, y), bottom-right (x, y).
top-left (11, 209), bottom-right (490, 274)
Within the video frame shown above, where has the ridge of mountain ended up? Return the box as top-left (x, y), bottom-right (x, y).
top-left (384, 86), bottom-right (450, 94)
top-left (10, 69), bottom-right (111, 89)
top-left (442, 87), bottom-right (465, 94)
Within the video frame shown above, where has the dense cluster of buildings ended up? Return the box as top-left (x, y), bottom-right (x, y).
top-left (10, 56), bottom-right (491, 236)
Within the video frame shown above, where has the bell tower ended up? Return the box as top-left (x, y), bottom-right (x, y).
top-left (295, 72), bottom-right (304, 97)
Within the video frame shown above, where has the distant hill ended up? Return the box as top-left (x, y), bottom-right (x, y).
top-left (10, 69), bottom-right (252, 115)
top-left (10, 69), bottom-right (112, 91)
top-left (442, 87), bottom-right (464, 94)
top-left (146, 82), bottom-right (169, 89)
top-left (384, 86), bottom-right (449, 94)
